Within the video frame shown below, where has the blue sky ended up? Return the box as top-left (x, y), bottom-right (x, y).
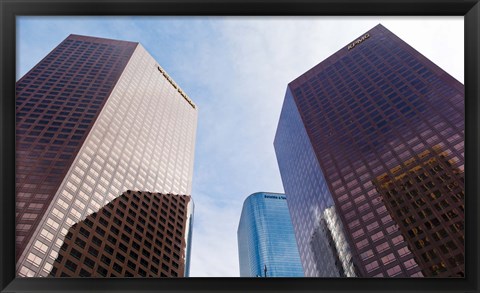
top-left (17, 16), bottom-right (463, 277)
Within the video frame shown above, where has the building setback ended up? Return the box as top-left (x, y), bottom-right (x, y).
top-left (16, 35), bottom-right (198, 277)
top-left (237, 192), bottom-right (304, 277)
top-left (274, 24), bottom-right (464, 277)
top-left (50, 191), bottom-right (193, 277)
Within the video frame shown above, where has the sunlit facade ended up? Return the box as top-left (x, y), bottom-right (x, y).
top-left (16, 34), bottom-right (198, 277)
top-left (237, 192), bottom-right (304, 277)
top-left (274, 24), bottom-right (464, 277)
top-left (274, 89), bottom-right (357, 277)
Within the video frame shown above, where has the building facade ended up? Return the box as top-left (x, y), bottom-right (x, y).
top-left (274, 24), bottom-right (464, 277)
top-left (237, 192), bottom-right (304, 277)
top-left (16, 35), bottom-right (198, 277)
top-left (49, 191), bottom-right (193, 277)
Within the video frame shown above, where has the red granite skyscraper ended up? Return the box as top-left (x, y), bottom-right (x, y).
top-left (274, 24), bottom-right (464, 277)
top-left (16, 35), bottom-right (138, 261)
top-left (16, 35), bottom-right (198, 277)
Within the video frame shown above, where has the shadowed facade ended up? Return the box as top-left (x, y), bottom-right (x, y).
top-left (50, 191), bottom-right (193, 277)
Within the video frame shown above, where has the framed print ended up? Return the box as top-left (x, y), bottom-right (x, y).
top-left (1, 0), bottom-right (479, 293)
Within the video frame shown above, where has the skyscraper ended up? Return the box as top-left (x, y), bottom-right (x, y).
top-left (15, 34), bottom-right (198, 277)
top-left (49, 191), bottom-right (193, 277)
top-left (237, 192), bottom-right (304, 277)
top-left (274, 24), bottom-right (464, 277)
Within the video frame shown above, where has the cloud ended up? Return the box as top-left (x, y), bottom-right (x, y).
top-left (188, 191), bottom-right (243, 277)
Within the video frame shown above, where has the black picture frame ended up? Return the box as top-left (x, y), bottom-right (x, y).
top-left (1, 0), bottom-right (479, 292)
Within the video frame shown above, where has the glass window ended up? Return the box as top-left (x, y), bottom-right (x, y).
top-left (387, 265), bottom-right (402, 276)
top-left (365, 260), bottom-right (379, 273)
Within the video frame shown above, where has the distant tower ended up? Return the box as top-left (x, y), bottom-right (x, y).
top-left (237, 192), bottom-right (304, 277)
top-left (16, 34), bottom-right (198, 277)
top-left (274, 24), bottom-right (464, 277)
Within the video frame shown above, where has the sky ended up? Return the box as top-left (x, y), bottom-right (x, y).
top-left (17, 16), bottom-right (464, 277)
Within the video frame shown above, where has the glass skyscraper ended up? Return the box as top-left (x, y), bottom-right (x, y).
top-left (16, 34), bottom-right (198, 277)
top-left (274, 24), bottom-right (464, 277)
top-left (237, 192), bottom-right (304, 277)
